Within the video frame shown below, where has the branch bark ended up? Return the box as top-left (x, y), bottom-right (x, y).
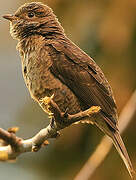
top-left (74, 90), bottom-right (136, 180)
top-left (0, 96), bottom-right (101, 161)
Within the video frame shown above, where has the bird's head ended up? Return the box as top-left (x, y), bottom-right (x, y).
top-left (3, 2), bottom-right (64, 40)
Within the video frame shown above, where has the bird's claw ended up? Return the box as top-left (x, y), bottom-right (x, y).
top-left (39, 94), bottom-right (54, 116)
top-left (40, 94), bottom-right (54, 105)
top-left (87, 106), bottom-right (101, 116)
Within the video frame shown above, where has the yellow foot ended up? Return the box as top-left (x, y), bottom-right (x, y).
top-left (74, 106), bottom-right (101, 125)
top-left (39, 94), bottom-right (54, 118)
top-left (40, 94), bottom-right (54, 106)
top-left (86, 106), bottom-right (101, 116)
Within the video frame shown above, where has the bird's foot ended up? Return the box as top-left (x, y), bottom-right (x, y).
top-left (40, 94), bottom-right (54, 105)
top-left (39, 94), bottom-right (54, 118)
top-left (86, 106), bottom-right (101, 116)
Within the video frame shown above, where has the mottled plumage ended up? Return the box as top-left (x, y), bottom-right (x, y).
top-left (3, 2), bottom-right (134, 178)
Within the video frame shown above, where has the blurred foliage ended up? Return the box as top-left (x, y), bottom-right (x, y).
top-left (0, 0), bottom-right (136, 180)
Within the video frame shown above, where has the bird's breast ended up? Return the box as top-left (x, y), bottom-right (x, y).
top-left (21, 49), bottom-right (81, 114)
top-left (22, 50), bottom-right (56, 97)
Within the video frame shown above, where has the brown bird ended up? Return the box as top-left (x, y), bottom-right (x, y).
top-left (3, 2), bottom-right (134, 178)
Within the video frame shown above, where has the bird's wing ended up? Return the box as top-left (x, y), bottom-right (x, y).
top-left (48, 38), bottom-right (118, 130)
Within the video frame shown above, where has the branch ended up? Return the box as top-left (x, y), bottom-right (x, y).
top-left (0, 96), bottom-right (101, 161)
top-left (74, 90), bottom-right (136, 180)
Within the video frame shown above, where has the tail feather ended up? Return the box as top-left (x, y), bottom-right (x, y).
top-left (112, 131), bottom-right (135, 179)
top-left (94, 118), bottom-right (135, 179)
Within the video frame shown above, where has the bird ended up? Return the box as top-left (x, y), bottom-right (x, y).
top-left (3, 2), bottom-right (134, 178)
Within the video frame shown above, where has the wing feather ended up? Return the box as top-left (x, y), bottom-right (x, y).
top-left (48, 38), bottom-right (118, 129)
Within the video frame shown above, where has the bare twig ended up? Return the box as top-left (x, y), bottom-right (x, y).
top-left (74, 90), bottom-right (136, 180)
top-left (0, 96), bottom-right (101, 161)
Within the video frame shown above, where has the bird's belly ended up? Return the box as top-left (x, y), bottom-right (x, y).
top-left (23, 65), bottom-right (81, 114)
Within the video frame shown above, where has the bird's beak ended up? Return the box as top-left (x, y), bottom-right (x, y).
top-left (3, 14), bottom-right (16, 21)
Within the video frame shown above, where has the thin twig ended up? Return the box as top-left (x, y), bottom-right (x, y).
top-left (74, 90), bottom-right (136, 180)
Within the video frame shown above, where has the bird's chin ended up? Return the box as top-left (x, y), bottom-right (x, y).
top-left (9, 23), bottom-right (19, 40)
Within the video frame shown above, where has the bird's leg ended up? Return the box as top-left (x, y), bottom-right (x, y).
top-left (63, 108), bottom-right (69, 118)
top-left (40, 95), bottom-right (101, 126)
top-left (50, 116), bottom-right (55, 128)
top-left (39, 95), bottom-right (61, 138)
top-left (49, 116), bottom-right (60, 138)
top-left (39, 94), bottom-right (55, 117)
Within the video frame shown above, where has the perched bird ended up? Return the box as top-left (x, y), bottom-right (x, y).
top-left (3, 2), bottom-right (134, 178)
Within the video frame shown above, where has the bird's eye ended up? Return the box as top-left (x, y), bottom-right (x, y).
top-left (28, 12), bottom-right (34, 18)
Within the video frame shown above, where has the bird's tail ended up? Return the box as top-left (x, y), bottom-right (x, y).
top-left (112, 131), bottom-right (135, 179)
top-left (95, 118), bottom-right (135, 179)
